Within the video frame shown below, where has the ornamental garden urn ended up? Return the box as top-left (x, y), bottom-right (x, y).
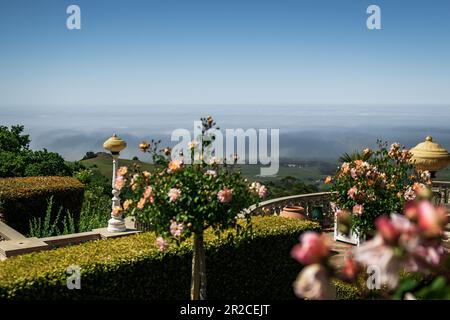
top-left (410, 136), bottom-right (450, 178)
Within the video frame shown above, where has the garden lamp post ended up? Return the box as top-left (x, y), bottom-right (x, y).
top-left (103, 134), bottom-right (127, 232)
top-left (410, 136), bottom-right (450, 178)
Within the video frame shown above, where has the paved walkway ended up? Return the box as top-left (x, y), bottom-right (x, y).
top-left (323, 231), bottom-right (355, 269)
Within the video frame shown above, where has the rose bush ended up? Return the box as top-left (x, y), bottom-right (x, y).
top-left (118, 116), bottom-right (267, 299)
top-left (327, 141), bottom-right (432, 237)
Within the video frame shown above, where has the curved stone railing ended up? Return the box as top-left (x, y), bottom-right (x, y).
top-left (248, 192), bottom-right (333, 228)
top-left (432, 181), bottom-right (450, 205)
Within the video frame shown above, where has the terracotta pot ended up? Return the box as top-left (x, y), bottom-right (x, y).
top-left (280, 206), bottom-right (306, 219)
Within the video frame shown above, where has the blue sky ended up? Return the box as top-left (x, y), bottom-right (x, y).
top-left (0, 0), bottom-right (450, 106)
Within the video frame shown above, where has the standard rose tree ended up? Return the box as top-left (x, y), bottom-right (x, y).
top-left (117, 117), bottom-right (267, 300)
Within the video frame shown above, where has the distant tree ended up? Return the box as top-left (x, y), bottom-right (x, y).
top-left (0, 125), bottom-right (30, 153)
top-left (132, 156), bottom-right (139, 161)
top-left (0, 125), bottom-right (72, 178)
top-left (82, 151), bottom-right (97, 160)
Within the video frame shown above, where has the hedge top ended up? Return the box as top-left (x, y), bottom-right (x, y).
top-left (0, 216), bottom-right (321, 287)
top-left (0, 176), bottom-right (84, 199)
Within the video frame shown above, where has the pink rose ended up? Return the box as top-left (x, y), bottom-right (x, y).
top-left (169, 221), bottom-right (184, 237)
top-left (375, 216), bottom-right (400, 244)
top-left (417, 201), bottom-right (448, 237)
top-left (114, 175), bottom-right (126, 190)
top-left (347, 186), bottom-right (358, 200)
top-left (143, 186), bottom-right (153, 199)
top-left (155, 237), bottom-right (169, 251)
top-left (168, 188), bottom-right (181, 202)
top-left (291, 232), bottom-right (330, 265)
top-left (352, 204), bottom-right (364, 216)
top-left (258, 185), bottom-right (268, 199)
top-left (217, 188), bottom-right (233, 203)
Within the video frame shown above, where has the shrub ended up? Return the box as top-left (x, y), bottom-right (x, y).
top-left (0, 125), bottom-right (72, 178)
top-left (0, 216), bottom-right (323, 300)
top-left (0, 176), bottom-right (85, 235)
top-left (328, 141), bottom-right (430, 236)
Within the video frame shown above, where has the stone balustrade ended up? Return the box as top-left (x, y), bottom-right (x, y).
top-left (248, 192), bottom-right (334, 228)
top-left (432, 181), bottom-right (450, 205)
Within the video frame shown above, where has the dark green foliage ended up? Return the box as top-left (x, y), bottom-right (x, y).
top-left (266, 176), bottom-right (318, 199)
top-left (0, 217), bottom-right (323, 300)
top-left (81, 151), bottom-right (97, 161)
top-left (0, 125), bottom-right (72, 177)
top-left (0, 176), bottom-right (85, 234)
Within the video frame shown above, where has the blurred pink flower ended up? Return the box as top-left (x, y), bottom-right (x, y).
top-left (291, 232), bottom-right (330, 265)
top-left (114, 175), bottom-right (126, 190)
top-left (417, 201), bottom-right (448, 237)
top-left (342, 257), bottom-right (360, 281)
top-left (217, 188), bottom-right (233, 203)
top-left (293, 264), bottom-right (336, 300)
top-left (376, 216), bottom-right (401, 244)
top-left (168, 188), bottom-right (181, 202)
top-left (156, 237), bottom-right (169, 251)
top-left (353, 235), bottom-right (402, 289)
top-left (352, 204), bottom-right (364, 216)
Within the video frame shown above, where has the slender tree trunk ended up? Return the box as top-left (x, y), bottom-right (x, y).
top-left (191, 232), bottom-right (207, 300)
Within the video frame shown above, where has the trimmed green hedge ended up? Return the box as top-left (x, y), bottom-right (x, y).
top-left (0, 176), bottom-right (85, 235)
top-left (0, 216), bottom-right (328, 300)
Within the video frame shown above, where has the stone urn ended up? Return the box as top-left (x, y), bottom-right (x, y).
top-left (280, 206), bottom-right (306, 219)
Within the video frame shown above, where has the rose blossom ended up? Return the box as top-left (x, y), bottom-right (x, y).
top-left (117, 166), bottom-right (128, 176)
top-left (143, 186), bottom-right (153, 199)
top-left (354, 235), bottom-right (401, 289)
top-left (168, 188), bottom-right (181, 202)
top-left (188, 140), bottom-right (199, 150)
top-left (404, 187), bottom-right (416, 201)
top-left (375, 216), bottom-right (401, 244)
top-left (217, 188), bottom-right (233, 203)
top-left (293, 264), bottom-right (336, 300)
top-left (341, 257), bottom-right (360, 281)
top-left (137, 197), bottom-right (146, 209)
top-left (114, 175), bottom-right (126, 190)
top-left (417, 200), bottom-right (448, 237)
top-left (123, 199), bottom-right (133, 210)
top-left (258, 185), bottom-right (268, 199)
top-left (112, 206), bottom-right (123, 217)
top-left (205, 170), bottom-right (217, 177)
top-left (347, 186), bottom-right (358, 200)
top-left (324, 176), bottom-right (332, 184)
top-left (291, 232), bottom-right (330, 265)
top-left (170, 221), bottom-right (184, 237)
top-left (352, 204), bottom-right (364, 216)
top-left (168, 159), bottom-right (183, 173)
top-left (155, 237), bottom-right (169, 251)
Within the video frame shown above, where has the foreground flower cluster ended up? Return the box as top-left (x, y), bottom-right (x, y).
top-left (291, 194), bottom-right (449, 300)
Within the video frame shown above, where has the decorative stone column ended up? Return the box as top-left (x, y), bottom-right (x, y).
top-left (103, 134), bottom-right (127, 232)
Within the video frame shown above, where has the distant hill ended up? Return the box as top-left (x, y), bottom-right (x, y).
top-left (81, 153), bottom-right (154, 179)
